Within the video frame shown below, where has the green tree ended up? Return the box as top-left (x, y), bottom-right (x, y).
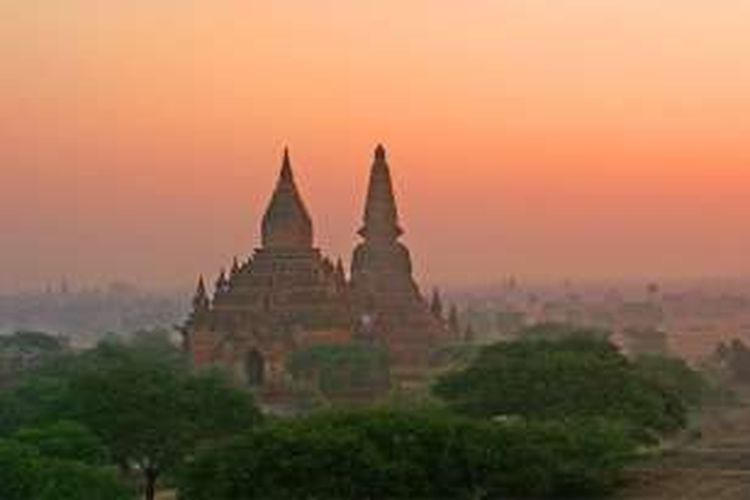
top-left (35, 459), bottom-right (134, 500)
top-left (64, 343), bottom-right (262, 500)
top-left (0, 438), bottom-right (133, 500)
top-left (633, 355), bottom-right (707, 408)
top-left (434, 335), bottom-right (687, 438)
top-left (0, 331), bottom-right (67, 388)
top-left (0, 341), bottom-right (262, 500)
top-left (0, 438), bottom-right (39, 500)
top-left (179, 409), bottom-right (636, 499)
top-left (0, 375), bottom-right (72, 435)
top-left (14, 421), bottom-right (109, 465)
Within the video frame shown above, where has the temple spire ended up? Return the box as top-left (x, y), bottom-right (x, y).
top-left (358, 143), bottom-right (403, 242)
top-left (334, 258), bottom-right (347, 289)
top-left (261, 147), bottom-right (314, 249)
top-left (430, 288), bottom-right (444, 319)
top-left (375, 143), bottom-right (386, 161)
top-left (280, 147), bottom-right (293, 181)
top-left (215, 269), bottom-right (228, 294)
top-left (192, 276), bottom-right (210, 312)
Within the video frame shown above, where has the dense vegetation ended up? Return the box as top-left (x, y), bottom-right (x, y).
top-left (0, 335), bottom-right (262, 500)
top-left (0, 437), bottom-right (133, 500)
top-left (179, 409), bottom-right (636, 499)
top-left (0, 325), bottom-right (720, 499)
top-left (632, 354), bottom-right (708, 408)
top-left (0, 331), bottom-right (68, 388)
top-left (434, 334), bottom-right (692, 440)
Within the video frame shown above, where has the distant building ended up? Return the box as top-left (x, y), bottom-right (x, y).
top-left (182, 145), bottom-right (450, 398)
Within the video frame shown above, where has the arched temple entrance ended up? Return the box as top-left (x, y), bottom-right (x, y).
top-left (244, 349), bottom-right (265, 387)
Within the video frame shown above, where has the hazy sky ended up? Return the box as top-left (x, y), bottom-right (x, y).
top-left (2, 1), bottom-right (750, 291)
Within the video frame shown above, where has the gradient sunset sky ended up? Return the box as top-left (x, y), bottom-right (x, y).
top-left (2, 1), bottom-right (750, 291)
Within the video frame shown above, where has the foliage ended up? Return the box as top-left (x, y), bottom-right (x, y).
top-left (14, 420), bottom-right (109, 465)
top-left (633, 355), bottom-right (707, 408)
top-left (434, 335), bottom-right (687, 439)
top-left (287, 343), bottom-right (390, 401)
top-left (34, 459), bottom-right (134, 500)
top-left (0, 374), bottom-right (73, 435)
top-left (0, 340), bottom-right (262, 500)
top-left (379, 384), bottom-right (448, 413)
top-left (0, 438), bottom-right (39, 500)
top-left (179, 409), bottom-right (636, 499)
top-left (66, 343), bottom-right (262, 499)
top-left (0, 439), bottom-right (132, 500)
top-left (0, 331), bottom-right (68, 389)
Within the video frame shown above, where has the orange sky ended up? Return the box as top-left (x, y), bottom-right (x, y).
top-left (1, 1), bottom-right (750, 291)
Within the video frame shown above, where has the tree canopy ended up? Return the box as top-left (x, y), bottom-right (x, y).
top-left (13, 421), bottom-right (109, 465)
top-left (0, 438), bottom-right (132, 500)
top-left (0, 340), bottom-right (262, 500)
top-left (179, 409), bottom-right (636, 500)
top-left (434, 335), bottom-right (687, 438)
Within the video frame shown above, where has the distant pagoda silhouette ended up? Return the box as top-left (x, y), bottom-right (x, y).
top-left (183, 144), bottom-right (450, 396)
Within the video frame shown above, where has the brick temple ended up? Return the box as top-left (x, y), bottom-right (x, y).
top-left (182, 145), bottom-right (452, 394)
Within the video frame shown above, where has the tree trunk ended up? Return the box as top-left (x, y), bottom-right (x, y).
top-left (144, 468), bottom-right (159, 500)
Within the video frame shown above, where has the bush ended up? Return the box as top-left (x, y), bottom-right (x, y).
top-left (179, 410), bottom-right (636, 499)
top-left (434, 336), bottom-right (687, 439)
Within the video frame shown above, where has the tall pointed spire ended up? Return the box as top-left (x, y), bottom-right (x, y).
top-left (261, 147), bottom-right (314, 249)
top-left (280, 147), bottom-right (293, 182)
top-left (358, 144), bottom-right (403, 242)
